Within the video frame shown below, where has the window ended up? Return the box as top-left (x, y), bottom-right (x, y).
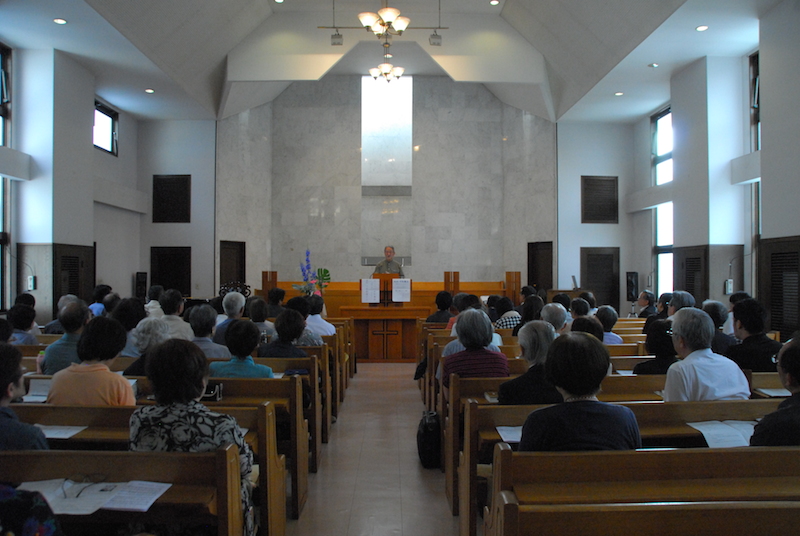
top-left (750, 52), bottom-right (760, 152)
top-left (655, 202), bottom-right (674, 297)
top-left (652, 108), bottom-right (673, 185)
top-left (93, 100), bottom-right (118, 155)
top-left (0, 43), bottom-right (10, 310)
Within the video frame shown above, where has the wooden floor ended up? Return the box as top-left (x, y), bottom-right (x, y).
top-left (285, 363), bottom-right (460, 536)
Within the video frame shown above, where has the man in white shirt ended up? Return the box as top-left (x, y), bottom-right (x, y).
top-left (663, 307), bottom-right (750, 402)
top-left (158, 289), bottom-right (195, 341)
top-left (305, 295), bottom-right (335, 336)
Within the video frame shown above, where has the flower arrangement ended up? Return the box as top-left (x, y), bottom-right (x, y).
top-left (292, 249), bottom-right (330, 296)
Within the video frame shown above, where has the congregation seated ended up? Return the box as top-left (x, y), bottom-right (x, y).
top-left (643, 292), bottom-right (672, 334)
top-left (426, 291), bottom-right (454, 323)
top-left (159, 288), bottom-right (195, 341)
top-left (88, 283), bottom-right (112, 317)
top-left (122, 316), bottom-right (170, 376)
top-left (111, 297), bottom-right (147, 358)
top-left (632, 319), bottom-right (677, 375)
top-left (596, 305), bottom-right (623, 344)
top-left (213, 291), bottom-right (245, 345)
top-left (305, 294), bottom-right (335, 336)
top-left (14, 294), bottom-right (42, 335)
top-left (7, 304), bottom-right (37, 345)
top-left (494, 296), bottom-right (522, 329)
top-left (144, 284), bottom-right (165, 318)
top-left (102, 291), bottom-right (121, 317)
top-left (441, 309), bottom-right (509, 389)
top-left (726, 298), bottom-right (782, 372)
top-left (663, 307), bottom-right (750, 402)
top-left (637, 289), bottom-right (657, 318)
top-left (751, 336), bottom-right (800, 446)
top-left (0, 344), bottom-right (48, 450)
top-left (569, 315), bottom-right (604, 341)
top-left (514, 286), bottom-right (536, 315)
top-left (486, 294), bottom-right (501, 322)
top-left (258, 309), bottom-right (308, 358)
top-left (129, 338), bottom-right (255, 536)
top-left (248, 297), bottom-right (276, 340)
top-left (43, 294), bottom-right (79, 334)
top-left (723, 290), bottom-right (752, 335)
top-left (47, 316), bottom-right (135, 406)
top-left (579, 291), bottom-right (598, 316)
top-left (446, 292), bottom-right (470, 331)
top-left (511, 294), bottom-right (544, 336)
top-left (702, 300), bottom-right (738, 356)
top-left (540, 302), bottom-right (569, 335)
top-left (569, 297), bottom-right (590, 320)
top-left (210, 320), bottom-right (273, 378)
top-left (188, 303), bottom-right (232, 358)
top-left (266, 287), bottom-right (286, 318)
top-left (271, 296), bottom-right (323, 346)
top-left (41, 300), bottom-right (90, 375)
top-left (519, 331), bottom-right (641, 451)
top-left (497, 321), bottom-right (562, 405)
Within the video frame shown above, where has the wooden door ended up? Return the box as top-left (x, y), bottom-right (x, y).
top-left (151, 247), bottom-right (191, 297)
top-left (220, 241), bottom-right (246, 286)
top-left (527, 241), bottom-right (553, 292)
top-left (580, 247), bottom-right (620, 312)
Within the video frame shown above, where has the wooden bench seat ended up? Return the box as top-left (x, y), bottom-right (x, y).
top-left (459, 398), bottom-right (784, 536)
top-left (0, 445), bottom-right (243, 536)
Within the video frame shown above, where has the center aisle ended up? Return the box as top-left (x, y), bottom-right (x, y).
top-left (285, 363), bottom-right (460, 536)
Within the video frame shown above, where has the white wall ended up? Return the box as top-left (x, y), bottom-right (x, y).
top-left (93, 203), bottom-right (142, 294)
top-left (760, 0), bottom-right (800, 240)
top-left (138, 120), bottom-right (217, 297)
top-left (556, 122), bottom-right (637, 307)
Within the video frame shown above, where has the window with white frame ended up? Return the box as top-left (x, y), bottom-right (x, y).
top-left (652, 108), bottom-right (673, 185)
top-left (655, 202), bottom-right (674, 297)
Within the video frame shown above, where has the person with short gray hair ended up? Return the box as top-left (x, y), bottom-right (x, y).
top-left (42, 300), bottom-right (91, 375)
top-left (498, 321), bottom-right (562, 405)
top-left (541, 302), bottom-right (569, 334)
top-left (43, 294), bottom-right (80, 334)
top-left (213, 291), bottom-right (245, 345)
top-left (441, 309), bottom-right (508, 388)
top-left (188, 304), bottom-right (232, 359)
top-left (122, 316), bottom-right (172, 376)
top-left (663, 308), bottom-right (750, 402)
top-left (668, 290), bottom-right (696, 316)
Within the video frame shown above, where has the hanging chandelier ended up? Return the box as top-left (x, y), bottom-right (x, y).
top-left (358, 3), bottom-right (410, 37)
top-left (368, 38), bottom-right (404, 82)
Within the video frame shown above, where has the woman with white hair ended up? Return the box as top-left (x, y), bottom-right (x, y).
top-left (498, 321), bottom-right (563, 405)
top-left (440, 309), bottom-right (509, 388)
top-left (122, 316), bottom-right (170, 376)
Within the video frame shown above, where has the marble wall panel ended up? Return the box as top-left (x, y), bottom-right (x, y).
top-left (216, 104), bottom-right (273, 291)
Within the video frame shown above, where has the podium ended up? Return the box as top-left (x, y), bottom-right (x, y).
top-left (340, 274), bottom-right (426, 362)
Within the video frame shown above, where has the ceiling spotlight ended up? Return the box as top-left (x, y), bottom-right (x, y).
top-left (145, 88), bottom-right (155, 94)
top-left (331, 32), bottom-right (343, 46)
top-left (490, 0), bottom-right (500, 5)
top-left (614, 92), bottom-right (624, 96)
top-left (648, 63), bottom-right (659, 68)
top-left (696, 25), bottom-right (709, 32)
top-left (275, 0), bottom-right (284, 3)
top-left (429, 32), bottom-right (442, 46)
top-left (53, 18), bottom-right (67, 25)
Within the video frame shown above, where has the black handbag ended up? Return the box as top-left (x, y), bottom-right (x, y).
top-left (416, 410), bottom-right (441, 469)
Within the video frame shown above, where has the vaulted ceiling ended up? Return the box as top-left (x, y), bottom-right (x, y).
top-left (0, 0), bottom-right (780, 122)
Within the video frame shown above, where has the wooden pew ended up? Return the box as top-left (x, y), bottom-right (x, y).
top-left (137, 375), bottom-right (309, 520)
top-left (321, 333), bottom-right (343, 409)
top-left (619, 333), bottom-right (647, 344)
top-left (14, 344), bottom-right (48, 357)
top-left (605, 342), bottom-right (646, 356)
top-left (460, 398), bottom-right (783, 536)
top-left (497, 345), bottom-right (520, 359)
top-left (484, 443), bottom-right (800, 536)
top-left (0, 445), bottom-right (244, 536)
top-left (489, 494), bottom-right (800, 536)
top-left (22, 355), bottom-right (139, 373)
top-left (11, 402), bottom-right (287, 536)
top-left (597, 373), bottom-right (666, 401)
top-left (609, 355), bottom-right (656, 373)
top-left (326, 317), bottom-right (355, 378)
top-left (298, 344), bottom-right (333, 442)
top-left (35, 333), bottom-right (61, 344)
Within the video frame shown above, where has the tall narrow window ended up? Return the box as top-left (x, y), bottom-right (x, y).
top-left (0, 43), bottom-right (10, 309)
top-left (93, 100), bottom-right (118, 156)
top-left (652, 108), bottom-right (673, 185)
top-left (750, 52), bottom-right (760, 152)
top-left (655, 202), bottom-right (674, 297)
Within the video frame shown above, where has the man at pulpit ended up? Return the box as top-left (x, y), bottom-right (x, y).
top-left (373, 245), bottom-right (404, 277)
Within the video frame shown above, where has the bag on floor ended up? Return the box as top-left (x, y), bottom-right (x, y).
top-left (417, 410), bottom-right (441, 469)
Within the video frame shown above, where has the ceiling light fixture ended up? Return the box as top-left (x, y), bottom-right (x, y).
top-left (359, 2), bottom-right (410, 37)
top-left (648, 63), bottom-right (659, 68)
top-left (369, 37), bottom-right (404, 82)
top-left (696, 25), bottom-right (709, 32)
top-left (275, 0), bottom-right (284, 3)
top-left (490, 0), bottom-right (500, 5)
top-left (145, 88), bottom-right (155, 94)
top-left (53, 18), bottom-right (67, 25)
top-left (614, 92), bottom-right (624, 96)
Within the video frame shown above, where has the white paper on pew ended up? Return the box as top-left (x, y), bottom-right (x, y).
top-left (616, 370), bottom-right (635, 376)
top-left (102, 481), bottom-right (172, 512)
top-left (34, 424), bottom-right (88, 439)
top-left (687, 420), bottom-right (757, 447)
top-left (361, 279), bottom-right (380, 303)
top-left (272, 372), bottom-right (285, 379)
top-left (19, 478), bottom-right (124, 515)
top-left (755, 387), bottom-right (792, 397)
top-left (496, 426), bottom-right (523, 444)
top-left (23, 379), bottom-right (51, 403)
